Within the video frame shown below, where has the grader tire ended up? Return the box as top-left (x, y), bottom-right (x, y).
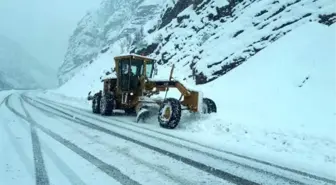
top-left (92, 94), bottom-right (101, 114)
top-left (100, 93), bottom-right (114, 116)
top-left (124, 108), bottom-right (136, 115)
top-left (202, 98), bottom-right (217, 114)
top-left (158, 98), bottom-right (181, 129)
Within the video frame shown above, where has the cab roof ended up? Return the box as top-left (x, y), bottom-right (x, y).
top-left (114, 53), bottom-right (156, 61)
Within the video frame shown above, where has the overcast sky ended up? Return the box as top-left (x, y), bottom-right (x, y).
top-left (0, 0), bottom-right (101, 71)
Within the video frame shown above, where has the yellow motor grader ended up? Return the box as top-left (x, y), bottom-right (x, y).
top-left (87, 54), bottom-right (217, 129)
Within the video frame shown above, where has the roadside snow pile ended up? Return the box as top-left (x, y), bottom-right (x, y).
top-left (202, 22), bottom-right (335, 138)
top-left (183, 22), bottom-right (336, 178)
top-left (50, 22), bottom-right (335, 179)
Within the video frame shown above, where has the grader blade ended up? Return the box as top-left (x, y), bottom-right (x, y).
top-left (136, 108), bottom-right (151, 122)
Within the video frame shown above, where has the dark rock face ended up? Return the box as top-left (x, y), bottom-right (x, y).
top-left (318, 13), bottom-right (336, 26)
top-left (159, 0), bottom-right (194, 29)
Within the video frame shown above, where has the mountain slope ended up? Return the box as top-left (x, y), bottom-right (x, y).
top-left (57, 0), bottom-right (335, 86)
top-left (58, 0), bottom-right (166, 85)
top-left (132, 0), bottom-right (335, 84)
top-left (0, 35), bottom-right (57, 89)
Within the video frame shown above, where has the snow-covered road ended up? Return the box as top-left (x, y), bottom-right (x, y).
top-left (0, 92), bottom-right (335, 185)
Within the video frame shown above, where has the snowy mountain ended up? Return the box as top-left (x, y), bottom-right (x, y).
top-left (0, 35), bottom-right (57, 90)
top-left (58, 0), bottom-right (166, 85)
top-left (58, 0), bottom-right (335, 85)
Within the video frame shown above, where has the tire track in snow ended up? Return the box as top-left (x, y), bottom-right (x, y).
top-left (19, 99), bottom-right (88, 185)
top-left (7, 97), bottom-right (142, 185)
top-left (74, 130), bottom-right (195, 185)
top-left (1, 96), bottom-right (35, 179)
top-left (0, 97), bottom-right (6, 107)
top-left (37, 95), bottom-right (336, 185)
top-left (0, 94), bottom-right (12, 108)
top-left (5, 95), bottom-right (50, 185)
top-left (27, 100), bottom-right (194, 185)
top-left (22, 96), bottom-right (261, 185)
top-left (2, 122), bottom-right (34, 177)
top-left (3, 95), bottom-right (87, 185)
top-left (38, 138), bottom-right (88, 185)
top-left (56, 119), bottom-right (194, 185)
top-left (32, 96), bottom-right (317, 185)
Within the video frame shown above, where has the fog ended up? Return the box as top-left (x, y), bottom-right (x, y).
top-left (0, 0), bottom-right (101, 71)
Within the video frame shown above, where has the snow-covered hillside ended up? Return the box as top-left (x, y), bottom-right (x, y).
top-left (0, 35), bottom-right (57, 90)
top-left (57, 0), bottom-right (166, 85)
top-left (57, 0), bottom-right (335, 86)
top-left (52, 21), bottom-right (335, 179)
top-left (133, 0), bottom-right (335, 84)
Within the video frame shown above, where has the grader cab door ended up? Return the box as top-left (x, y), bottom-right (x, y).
top-left (117, 58), bottom-right (144, 92)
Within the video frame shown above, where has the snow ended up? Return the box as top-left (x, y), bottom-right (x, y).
top-left (47, 20), bottom-right (336, 181)
top-left (0, 111), bottom-right (35, 185)
top-left (195, 22), bottom-right (336, 177)
top-left (0, 36), bottom-right (57, 89)
top-left (140, 0), bottom-right (166, 7)
top-left (212, 0), bottom-right (229, 8)
top-left (202, 22), bottom-right (335, 137)
top-left (1, 0), bottom-right (335, 184)
top-left (58, 0), bottom-right (166, 85)
top-left (115, 53), bottom-right (156, 60)
top-left (0, 90), bottom-right (13, 102)
top-left (55, 50), bottom-right (118, 97)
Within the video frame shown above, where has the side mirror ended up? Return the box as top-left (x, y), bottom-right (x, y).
top-left (154, 63), bottom-right (158, 76)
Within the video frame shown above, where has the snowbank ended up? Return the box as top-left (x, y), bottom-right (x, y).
top-left (202, 22), bottom-right (335, 139)
top-left (190, 22), bottom-right (335, 178)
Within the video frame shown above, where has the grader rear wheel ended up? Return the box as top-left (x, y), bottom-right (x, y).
top-left (92, 94), bottom-right (101, 114)
top-left (100, 93), bottom-right (114, 116)
top-left (158, 98), bottom-right (181, 129)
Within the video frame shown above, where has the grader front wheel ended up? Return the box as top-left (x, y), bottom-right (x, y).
top-left (158, 98), bottom-right (181, 129)
top-left (202, 98), bottom-right (217, 114)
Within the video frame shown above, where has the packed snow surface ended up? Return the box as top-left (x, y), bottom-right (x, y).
top-left (50, 22), bottom-right (336, 179)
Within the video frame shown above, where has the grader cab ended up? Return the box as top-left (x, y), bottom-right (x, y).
top-left (88, 54), bottom-right (217, 129)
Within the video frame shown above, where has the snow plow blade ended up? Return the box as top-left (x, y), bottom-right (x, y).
top-left (136, 108), bottom-right (151, 123)
top-left (135, 99), bottom-right (161, 123)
